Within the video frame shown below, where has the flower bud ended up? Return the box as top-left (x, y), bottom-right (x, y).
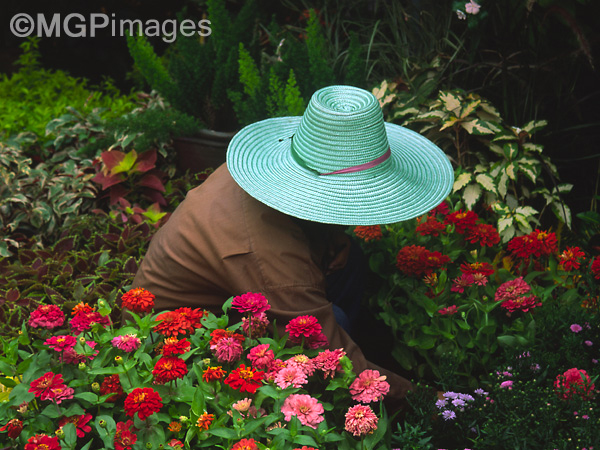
top-left (78, 336), bottom-right (86, 344)
top-left (98, 419), bottom-right (107, 428)
top-left (115, 356), bottom-right (124, 365)
top-left (55, 428), bottom-right (65, 439)
top-left (91, 382), bottom-right (100, 393)
top-left (78, 362), bottom-right (86, 370)
top-left (146, 442), bottom-right (153, 449)
top-left (179, 416), bottom-right (189, 423)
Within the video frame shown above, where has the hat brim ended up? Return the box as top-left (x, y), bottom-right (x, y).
top-left (227, 116), bottom-right (454, 225)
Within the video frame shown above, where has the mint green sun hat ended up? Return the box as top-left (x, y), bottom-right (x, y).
top-left (226, 85), bottom-right (454, 225)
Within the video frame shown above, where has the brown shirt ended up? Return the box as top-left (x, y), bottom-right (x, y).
top-left (132, 164), bottom-right (412, 401)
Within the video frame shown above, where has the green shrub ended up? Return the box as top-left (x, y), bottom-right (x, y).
top-left (0, 38), bottom-right (137, 140)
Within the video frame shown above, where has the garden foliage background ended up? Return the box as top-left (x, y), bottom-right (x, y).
top-left (1, 0), bottom-right (600, 449)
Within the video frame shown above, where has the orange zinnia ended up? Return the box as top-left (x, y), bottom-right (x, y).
top-left (196, 412), bottom-right (214, 431)
top-left (121, 288), bottom-right (155, 314)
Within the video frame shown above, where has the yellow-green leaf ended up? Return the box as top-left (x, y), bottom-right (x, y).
top-left (523, 120), bottom-right (547, 134)
top-left (461, 119), bottom-right (501, 135)
top-left (497, 172), bottom-right (509, 198)
top-left (497, 216), bottom-right (514, 234)
top-left (459, 99), bottom-right (481, 118)
top-left (440, 117), bottom-right (459, 131)
top-left (506, 163), bottom-right (516, 180)
top-left (515, 206), bottom-right (538, 217)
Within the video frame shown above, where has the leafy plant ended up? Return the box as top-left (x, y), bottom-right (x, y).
top-left (0, 38), bottom-right (137, 140)
top-left (374, 84), bottom-right (573, 241)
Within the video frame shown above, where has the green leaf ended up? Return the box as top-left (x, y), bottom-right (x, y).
top-left (207, 427), bottom-right (239, 439)
top-left (453, 172), bottom-right (472, 192)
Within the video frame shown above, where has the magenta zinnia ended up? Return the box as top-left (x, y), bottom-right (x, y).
top-left (554, 368), bottom-right (596, 400)
top-left (494, 277), bottom-right (541, 313)
top-left (344, 404), bottom-right (379, 436)
top-left (28, 304), bottom-right (65, 329)
top-left (349, 369), bottom-right (390, 403)
top-left (111, 334), bottom-right (141, 352)
top-left (231, 292), bottom-right (271, 315)
top-left (313, 348), bottom-right (346, 379)
top-left (28, 372), bottom-right (72, 403)
top-left (213, 336), bottom-right (244, 364)
top-left (281, 394), bottom-right (324, 429)
top-left (248, 344), bottom-right (275, 370)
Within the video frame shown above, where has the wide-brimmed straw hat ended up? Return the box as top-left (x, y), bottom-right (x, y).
top-left (226, 85), bottom-right (453, 225)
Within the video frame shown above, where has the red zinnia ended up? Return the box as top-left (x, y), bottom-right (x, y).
top-left (231, 292), bottom-right (271, 315)
top-left (100, 374), bottom-right (124, 402)
top-left (415, 215), bottom-right (446, 236)
top-left (114, 420), bottom-right (137, 450)
top-left (121, 287), bottom-right (155, 314)
top-left (592, 257), bottom-right (600, 279)
top-left (124, 387), bottom-right (163, 421)
top-left (396, 245), bottom-right (451, 277)
top-left (24, 434), bottom-right (61, 450)
top-left (0, 418), bottom-right (23, 439)
top-left (161, 337), bottom-right (191, 356)
top-left (28, 372), bottom-right (67, 401)
top-left (285, 315), bottom-right (323, 345)
top-left (444, 210), bottom-right (478, 234)
top-left (558, 246), bottom-right (586, 271)
top-left (58, 413), bottom-right (93, 438)
top-left (554, 368), bottom-right (596, 400)
top-left (438, 305), bottom-right (458, 315)
top-left (203, 366), bottom-right (227, 382)
top-left (531, 229), bottom-right (558, 256)
top-left (460, 261), bottom-right (494, 277)
top-left (152, 356), bottom-right (188, 384)
top-left (154, 308), bottom-right (206, 337)
top-left (429, 201), bottom-right (450, 217)
top-left (231, 438), bottom-right (260, 450)
top-left (224, 364), bottom-right (265, 394)
top-left (465, 223), bottom-right (500, 247)
top-left (353, 225), bottom-right (383, 242)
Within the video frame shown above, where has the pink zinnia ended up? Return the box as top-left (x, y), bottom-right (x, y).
top-left (62, 340), bottom-right (98, 365)
top-left (313, 349), bottom-right (346, 379)
top-left (344, 404), bottom-right (379, 437)
top-left (451, 273), bottom-right (474, 293)
top-left (231, 292), bottom-right (271, 315)
top-left (242, 312), bottom-right (270, 338)
top-left (29, 372), bottom-right (67, 401)
top-left (44, 335), bottom-right (77, 352)
top-left (213, 336), bottom-right (244, 364)
top-left (570, 324), bottom-right (583, 333)
top-left (349, 370), bottom-right (390, 403)
top-left (274, 366), bottom-right (308, 389)
top-left (70, 310), bottom-right (110, 334)
top-left (248, 344), bottom-right (275, 370)
top-left (495, 277), bottom-right (541, 313)
top-left (499, 295), bottom-right (541, 314)
top-left (28, 304), bottom-right (65, 329)
top-left (438, 305), bottom-right (458, 315)
top-left (286, 316), bottom-right (322, 341)
top-left (304, 331), bottom-right (329, 349)
top-left (111, 334), bottom-right (142, 352)
top-left (286, 354), bottom-right (316, 376)
top-left (500, 380), bottom-right (513, 389)
top-left (281, 394), bottom-right (324, 429)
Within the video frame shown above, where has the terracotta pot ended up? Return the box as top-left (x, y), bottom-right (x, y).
top-left (173, 129), bottom-right (237, 174)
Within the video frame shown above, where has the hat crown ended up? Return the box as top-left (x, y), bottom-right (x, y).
top-left (293, 86), bottom-right (390, 174)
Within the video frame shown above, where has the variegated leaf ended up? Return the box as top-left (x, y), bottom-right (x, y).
top-left (478, 101), bottom-right (501, 119)
top-left (460, 99), bottom-right (481, 118)
top-left (439, 91), bottom-right (462, 115)
top-left (489, 143), bottom-right (504, 155)
top-left (503, 143), bottom-right (518, 160)
top-left (515, 206), bottom-right (538, 217)
top-left (497, 171), bottom-right (509, 198)
top-left (475, 173), bottom-right (496, 193)
top-left (514, 213), bottom-right (532, 231)
top-left (553, 183), bottom-right (573, 194)
top-left (461, 119), bottom-right (501, 135)
top-left (523, 120), bottom-right (548, 134)
top-left (497, 216), bottom-right (514, 234)
top-left (519, 164), bottom-right (537, 183)
top-left (463, 184), bottom-right (482, 210)
top-left (552, 202), bottom-right (572, 228)
top-left (440, 117), bottom-right (460, 131)
top-left (453, 172), bottom-right (472, 192)
top-left (500, 224), bottom-right (516, 243)
top-left (506, 163), bottom-right (516, 180)
top-left (522, 143), bottom-right (543, 154)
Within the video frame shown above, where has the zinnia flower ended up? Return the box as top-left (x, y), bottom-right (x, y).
top-left (396, 245), bottom-right (451, 276)
top-left (70, 307), bottom-right (110, 334)
top-left (274, 366), bottom-right (308, 389)
top-left (161, 337), bottom-right (191, 356)
top-left (429, 201), bottom-right (450, 216)
top-left (124, 387), bottom-right (163, 420)
top-left (353, 225), bottom-right (383, 242)
top-left (286, 354), bottom-right (316, 376)
top-left (231, 438), bottom-right (260, 450)
top-left (28, 372), bottom-right (69, 402)
top-left (231, 292), bottom-right (271, 315)
top-left (154, 308), bottom-right (206, 337)
top-left (111, 334), bottom-right (141, 352)
top-left (416, 215), bottom-right (446, 236)
top-left (44, 335), bottom-right (77, 352)
top-left (248, 344), bottom-right (275, 370)
top-left (286, 315), bottom-right (322, 341)
top-left (344, 404), bottom-right (378, 436)
top-left (224, 364), bottom-right (264, 394)
top-left (28, 304), bottom-right (65, 329)
top-left (58, 413), bottom-right (93, 438)
top-left (438, 305), bottom-right (458, 315)
top-left (242, 312), bottom-right (270, 338)
top-left (0, 418), bottom-right (23, 439)
top-left (121, 287), bottom-right (155, 314)
top-left (465, 223), bottom-right (500, 247)
top-left (313, 348), bottom-right (346, 379)
top-left (213, 336), bottom-right (244, 364)
top-left (591, 257), bottom-right (600, 279)
top-left (349, 369), bottom-right (390, 403)
top-left (444, 210), bottom-right (478, 234)
top-left (460, 261), bottom-right (494, 276)
top-left (554, 368), bottom-right (596, 400)
top-left (24, 434), bottom-right (61, 450)
top-left (281, 394), bottom-right (324, 429)
top-left (99, 374), bottom-right (124, 402)
top-left (114, 420), bottom-right (137, 450)
top-left (570, 323), bottom-right (583, 333)
top-left (495, 277), bottom-right (541, 313)
top-left (558, 246), bottom-right (585, 271)
top-left (202, 366), bottom-right (227, 382)
top-left (196, 412), bottom-right (214, 431)
top-left (152, 356), bottom-right (188, 384)
top-left (451, 273), bottom-right (474, 293)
